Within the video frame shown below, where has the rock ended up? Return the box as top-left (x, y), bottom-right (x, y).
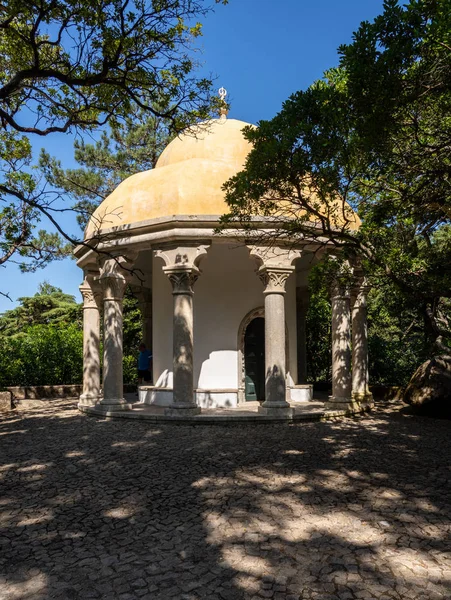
top-left (403, 355), bottom-right (451, 418)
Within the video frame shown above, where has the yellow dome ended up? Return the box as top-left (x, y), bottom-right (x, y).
top-left (85, 118), bottom-right (253, 237)
top-left (85, 116), bottom-right (360, 238)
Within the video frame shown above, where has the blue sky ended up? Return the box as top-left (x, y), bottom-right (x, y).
top-left (0, 0), bottom-right (385, 312)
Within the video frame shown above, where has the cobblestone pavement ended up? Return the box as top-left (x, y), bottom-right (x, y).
top-left (0, 400), bottom-right (450, 600)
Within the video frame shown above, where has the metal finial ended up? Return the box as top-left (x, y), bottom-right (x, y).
top-left (218, 87), bottom-right (227, 101)
top-left (218, 87), bottom-right (228, 119)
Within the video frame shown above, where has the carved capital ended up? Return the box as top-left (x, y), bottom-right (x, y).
top-left (330, 281), bottom-right (351, 300)
top-left (98, 253), bottom-right (136, 301)
top-left (351, 276), bottom-right (370, 307)
top-left (164, 266), bottom-right (200, 295)
top-left (80, 272), bottom-right (102, 309)
top-left (155, 244), bottom-right (209, 269)
top-left (258, 266), bottom-right (294, 295)
top-left (100, 275), bottom-right (127, 301)
top-left (248, 245), bottom-right (302, 269)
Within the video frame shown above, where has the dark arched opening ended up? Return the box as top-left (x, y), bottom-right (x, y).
top-left (244, 317), bottom-right (265, 401)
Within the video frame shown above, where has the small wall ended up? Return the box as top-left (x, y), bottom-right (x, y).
top-left (289, 385), bottom-right (313, 402)
top-left (8, 385), bottom-right (82, 400)
top-left (139, 387), bottom-right (173, 406)
top-left (139, 386), bottom-right (239, 409)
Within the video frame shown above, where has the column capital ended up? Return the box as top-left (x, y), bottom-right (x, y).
top-left (258, 265), bottom-right (295, 295)
top-left (330, 281), bottom-right (351, 300)
top-left (163, 265), bottom-right (200, 295)
top-left (248, 245), bottom-right (301, 296)
top-left (79, 272), bottom-right (102, 309)
top-left (248, 244), bottom-right (302, 269)
top-left (351, 276), bottom-right (370, 301)
top-left (99, 253), bottom-right (136, 301)
top-left (155, 244), bottom-right (209, 269)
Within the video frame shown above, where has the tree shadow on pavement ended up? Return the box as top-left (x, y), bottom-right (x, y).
top-left (0, 399), bottom-right (450, 600)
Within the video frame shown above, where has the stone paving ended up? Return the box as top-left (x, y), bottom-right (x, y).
top-left (0, 399), bottom-right (450, 600)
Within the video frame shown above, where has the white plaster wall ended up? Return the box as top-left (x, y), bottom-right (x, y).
top-left (285, 273), bottom-right (298, 386)
top-left (152, 253), bottom-right (174, 387)
top-left (194, 243), bottom-right (264, 389)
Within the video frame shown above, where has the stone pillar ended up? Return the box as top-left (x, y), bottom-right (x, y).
top-left (296, 287), bottom-right (309, 384)
top-left (78, 272), bottom-right (102, 408)
top-left (248, 246), bottom-right (302, 417)
top-left (258, 266), bottom-right (295, 416)
top-left (98, 256), bottom-right (133, 411)
top-left (326, 282), bottom-right (352, 409)
top-left (155, 244), bottom-right (209, 416)
top-left (164, 266), bottom-right (200, 415)
top-left (351, 278), bottom-right (373, 407)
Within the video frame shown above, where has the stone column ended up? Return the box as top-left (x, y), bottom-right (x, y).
top-left (98, 256), bottom-right (133, 411)
top-left (296, 287), bottom-right (309, 384)
top-left (248, 246), bottom-right (302, 417)
top-left (155, 244), bottom-right (209, 416)
top-left (351, 277), bottom-right (373, 407)
top-left (258, 266), bottom-right (296, 416)
top-left (164, 266), bottom-right (200, 415)
top-left (326, 282), bottom-right (352, 409)
top-left (78, 272), bottom-right (102, 408)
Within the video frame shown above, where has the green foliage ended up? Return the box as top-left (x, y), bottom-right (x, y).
top-left (123, 354), bottom-right (138, 386)
top-left (306, 292), bottom-right (332, 384)
top-left (305, 265), bottom-right (426, 386)
top-left (0, 282), bottom-right (142, 385)
top-left (40, 106), bottom-right (174, 229)
top-left (0, 282), bottom-right (82, 335)
top-left (0, 323), bottom-right (83, 387)
top-left (223, 0), bottom-right (451, 358)
top-left (0, 0), bottom-right (225, 279)
top-left (123, 288), bottom-right (142, 367)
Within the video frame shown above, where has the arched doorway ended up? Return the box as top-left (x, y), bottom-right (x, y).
top-left (244, 317), bottom-right (265, 401)
top-left (237, 307), bottom-right (291, 404)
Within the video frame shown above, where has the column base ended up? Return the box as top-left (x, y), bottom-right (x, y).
top-left (325, 395), bottom-right (367, 412)
top-left (164, 404), bottom-right (201, 416)
top-left (352, 392), bottom-right (374, 409)
top-left (258, 404), bottom-right (293, 417)
top-left (78, 394), bottom-right (101, 409)
top-left (96, 399), bottom-right (133, 412)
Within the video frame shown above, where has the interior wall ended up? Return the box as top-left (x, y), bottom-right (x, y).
top-left (152, 253), bottom-right (174, 387)
top-left (285, 273), bottom-right (298, 385)
top-left (194, 243), bottom-right (263, 389)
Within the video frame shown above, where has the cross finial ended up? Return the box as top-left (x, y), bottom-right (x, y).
top-left (218, 86), bottom-right (228, 119)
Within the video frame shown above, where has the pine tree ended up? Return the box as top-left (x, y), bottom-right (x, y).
top-left (40, 107), bottom-right (173, 230)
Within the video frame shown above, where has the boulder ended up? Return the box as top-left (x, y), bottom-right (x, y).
top-left (403, 355), bottom-right (451, 418)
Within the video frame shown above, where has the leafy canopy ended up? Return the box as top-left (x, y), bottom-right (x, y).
top-left (0, 0), bottom-right (226, 280)
top-left (223, 0), bottom-right (451, 351)
top-left (0, 281), bottom-right (81, 335)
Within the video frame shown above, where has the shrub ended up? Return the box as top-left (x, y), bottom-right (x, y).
top-left (0, 323), bottom-right (83, 387)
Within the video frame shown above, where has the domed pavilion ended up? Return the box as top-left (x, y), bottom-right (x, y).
top-left (75, 106), bottom-right (373, 421)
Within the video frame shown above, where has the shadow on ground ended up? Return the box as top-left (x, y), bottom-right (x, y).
top-left (0, 399), bottom-right (450, 599)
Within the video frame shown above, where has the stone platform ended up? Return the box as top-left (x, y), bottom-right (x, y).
top-left (79, 397), bottom-right (370, 423)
